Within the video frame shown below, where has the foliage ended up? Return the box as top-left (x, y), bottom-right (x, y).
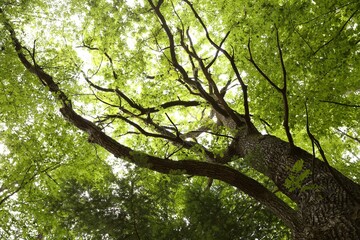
top-left (0, 0), bottom-right (359, 239)
top-left (284, 159), bottom-right (317, 193)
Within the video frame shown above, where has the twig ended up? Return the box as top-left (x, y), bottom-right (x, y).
top-left (313, 9), bottom-right (359, 55)
top-left (320, 100), bottom-right (360, 108)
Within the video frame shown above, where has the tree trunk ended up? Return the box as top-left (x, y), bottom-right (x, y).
top-left (235, 132), bottom-right (360, 239)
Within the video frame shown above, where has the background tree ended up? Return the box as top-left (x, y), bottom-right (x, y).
top-left (0, 0), bottom-right (360, 239)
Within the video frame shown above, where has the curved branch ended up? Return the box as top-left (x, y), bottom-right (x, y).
top-left (106, 114), bottom-right (181, 142)
top-left (62, 106), bottom-right (304, 231)
top-left (112, 109), bottom-right (220, 163)
top-left (82, 70), bottom-right (202, 114)
top-left (147, 2), bottom-right (232, 121)
top-left (147, 0), bottom-right (190, 83)
top-left (2, 14), bottom-right (300, 229)
top-left (247, 39), bottom-right (281, 91)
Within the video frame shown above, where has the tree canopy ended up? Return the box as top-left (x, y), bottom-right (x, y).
top-left (0, 0), bottom-right (360, 239)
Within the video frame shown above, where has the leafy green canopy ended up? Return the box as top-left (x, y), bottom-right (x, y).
top-left (0, 0), bottom-right (359, 239)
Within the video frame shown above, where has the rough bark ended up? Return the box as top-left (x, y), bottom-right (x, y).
top-left (240, 133), bottom-right (360, 239)
top-left (220, 115), bottom-right (360, 239)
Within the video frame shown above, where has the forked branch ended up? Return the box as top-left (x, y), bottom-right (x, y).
top-left (247, 29), bottom-right (294, 148)
top-left (2, 8), bottom-right (300, 229)
top-left (182, 0), bottom-right (253, 131)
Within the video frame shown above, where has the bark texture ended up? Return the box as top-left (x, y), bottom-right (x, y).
top-left (240, 133), bottom-right (360, 239)
top-left (218, 114), bottom-right (360, 239)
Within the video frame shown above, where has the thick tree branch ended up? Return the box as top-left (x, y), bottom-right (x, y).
top-left (2, 13), bottom-right (300, 229)
top-left (63, 105), bottom-right (305, 229)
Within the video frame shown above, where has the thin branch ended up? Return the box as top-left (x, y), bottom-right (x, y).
top-left (77, 41), bottom-right (99, 50)
top-left (294, 28), bottom-right (314, 53)
top-left (171, 0), bottom-right (185, 35)
top-left (336, 128), bottom-right (360, 144)
top-left (165, 145), bottom-right (185, 159)
top-left (219, 78), bottom-right (234, 97)
top-left (81, 71), bottom-right (114, 93)
top-left (260, 118), bottom-right (272, 129)
top-left (178, 28), bottom-right (229, 117)
top-left (111, 106), bottom-right (220, 162)
top-left (313, 9), bottom-right (359, 55)
top-left (247, 39), bottom-right (281, 92)
top-left (165, 113), bottom-right (180, 138)
top-left (182, 130), bottom-right (235, 140)
top-left (248, 29), bottom-right (294, 148)
top-left (320, 100), bottom-right (360, 108)
top-left (206, 31), bottom-right (231, 69)
top-left (151, 0), bottom-right (235, 124)
top-left (90, 89), bottom-right (119, 108)
top-left (295, 1), bottom-right (358, 26)
top-left (276, 26), bottom-right (287, 90)
top-left (148, 0), bottom-right (191, 84)
top-left (83, 68), bottom-right (202, 115)
top-left (275, 27), bottom-right (294, 148)
top-left (185, 29), bottom-right (237, 122)
top-left (305, 101), bottom-right (317, 184)
top-left (0, 161), bottom-right (60, 206)
top-left (107, 114), bottom-right (180, 142)
top-left (124, 110), bottom-right (220, 162)
top-left (115, 89), bottom-right (146, 112)
top-left (0, 165), bottom-right (34, 206)
top-left (177, 78), bottom-right (202, 96)
top-left (305, 103), bottom-right (360, 203)
top-left (183, 0), bottom-right (253, 130)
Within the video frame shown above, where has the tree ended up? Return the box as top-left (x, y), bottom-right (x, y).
top-left (0, 0), bottom-right (360, 239)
